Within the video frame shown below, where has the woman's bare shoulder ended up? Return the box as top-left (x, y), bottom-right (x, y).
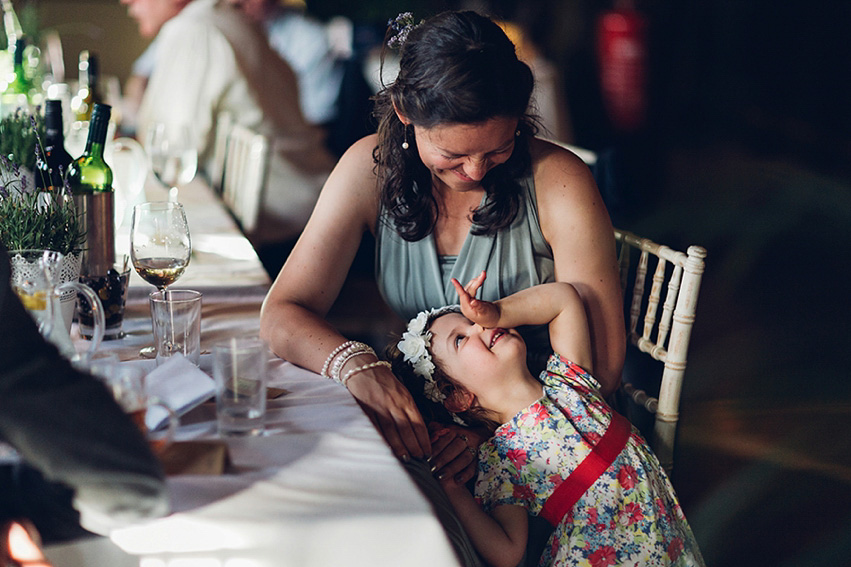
top-left (529, 137), bottom-right (595, 178)
top-left (310, 134), bottom-right (382, 232)
top-left (529, 137), bottom-right (600, 205)
top-left (335, 134), bottom-right (380, 175)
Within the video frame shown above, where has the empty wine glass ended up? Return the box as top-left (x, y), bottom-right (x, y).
top-left (145, 122), bottom-right (198, 201)
top-left (130, 201), bottom-right (192, 357)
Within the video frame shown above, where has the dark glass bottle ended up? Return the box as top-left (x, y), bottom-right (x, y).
top-left (66, 103), bottom-right (114, 275)
top-left (35, 99), bottom-right (74, 190)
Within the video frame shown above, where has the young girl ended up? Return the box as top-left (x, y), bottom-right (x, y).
top-left (388, 273), bottom-right (705, 567)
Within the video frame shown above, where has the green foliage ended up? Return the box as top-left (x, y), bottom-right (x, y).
top-left (0, 109), bottom-right (84, 255)
top-left (0, 107), bottom-right (41, 171)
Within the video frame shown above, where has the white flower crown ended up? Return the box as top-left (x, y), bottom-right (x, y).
top-left (398, 305), bottom-right (467, 426)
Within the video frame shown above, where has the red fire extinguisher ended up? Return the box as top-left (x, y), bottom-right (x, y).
top-left (597, 0), bottom-right (648, 133)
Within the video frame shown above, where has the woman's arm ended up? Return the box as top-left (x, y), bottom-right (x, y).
top-left (531, 139), bottom-right (625, 395)
top-left (259, 136), bottom-right (431, 460)
top-left (442, 483), bottom-right (528, 567)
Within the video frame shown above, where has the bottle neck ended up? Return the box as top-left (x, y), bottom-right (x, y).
top-left (44, 101), bottom-right (67, 147)
top-left (84, 114), bottom-right (109, 157)
top-left (12, 38), bottom-right (25, 72)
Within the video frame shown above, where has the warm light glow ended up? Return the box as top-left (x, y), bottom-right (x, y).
top-left (6, 522), bottom-right (52, 567)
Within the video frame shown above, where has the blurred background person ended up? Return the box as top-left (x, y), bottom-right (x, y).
top-left (0, 244), bottom-right (169, 545)
top-left (228, 0), bottom-right (344, 134)
top-left (121, 0), bottom-right (337, 276)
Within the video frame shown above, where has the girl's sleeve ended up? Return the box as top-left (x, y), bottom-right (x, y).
top-left (541, 353), bottom-right (603, 397)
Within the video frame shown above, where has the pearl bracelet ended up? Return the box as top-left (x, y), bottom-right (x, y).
top-left (342, 360), bottom-right (392, 387)
top-left (322, 340), bottom-right (357, 378)
top-left (330, 342), bottom-right (374, 384)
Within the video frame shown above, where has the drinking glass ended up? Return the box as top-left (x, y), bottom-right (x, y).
top-left (130, 201), bottom-right (192, 357)
top-left (10, 249), bottom-right (105, 364)
top-left (145, 122), bottom-right (198, 201)
top-left (213, 337), bottom-right (268, 437)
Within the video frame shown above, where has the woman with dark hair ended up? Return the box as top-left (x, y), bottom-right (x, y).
top-left (260, 9), bottom-right (623, 486)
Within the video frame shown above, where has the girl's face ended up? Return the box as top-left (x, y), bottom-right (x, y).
top-left (413, 117), bottom-right (518, 193)
top-left (428, 313), bottom-right (527, 399)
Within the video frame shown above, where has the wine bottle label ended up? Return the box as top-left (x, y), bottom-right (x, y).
top-left (74, 192), bottom-right (115, 275)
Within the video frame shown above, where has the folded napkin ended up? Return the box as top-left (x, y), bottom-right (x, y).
top-left (145, 353), bottom-right (216, 430)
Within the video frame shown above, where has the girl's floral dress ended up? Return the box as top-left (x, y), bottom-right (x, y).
top-left (475, 354), bottom-right (705, 566)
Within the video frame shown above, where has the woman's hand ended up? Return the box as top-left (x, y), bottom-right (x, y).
top-left (428, 424), bottom-right (485, 485)
top-left (345, 365), bottom-right (432, 462)
top-left (451, 272), bottom-right (500, 328)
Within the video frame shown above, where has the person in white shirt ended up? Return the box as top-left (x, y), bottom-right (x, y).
top-left (122, 0), bottom-right (337, 272)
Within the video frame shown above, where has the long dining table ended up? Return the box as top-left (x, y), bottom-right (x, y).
top-left (43, 178), bottom-right (462, 567)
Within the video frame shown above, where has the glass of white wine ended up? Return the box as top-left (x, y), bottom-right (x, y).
top-left (130, 201), bottom-right (192, 357)
top-left (145, 122), bottom-right (198, 201)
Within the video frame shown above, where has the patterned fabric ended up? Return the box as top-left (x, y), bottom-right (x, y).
top-left (475, 354), bottom-right (705, 566)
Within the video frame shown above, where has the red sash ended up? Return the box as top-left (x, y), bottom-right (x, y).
top-left (540, 412), bottom-right (632, 527)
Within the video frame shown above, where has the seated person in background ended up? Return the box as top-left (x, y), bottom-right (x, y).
top-left (0, 244), bottom-right (169, 543)
top-left (388, 274), bottom-right (705, 567)
top-left (228, 0), bottom-right (344, 130)
top-left (122, 0), bottom-right (337, 274)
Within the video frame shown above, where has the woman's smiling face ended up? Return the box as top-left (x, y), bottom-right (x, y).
top-left (412, 117), bottom-right (518, 193)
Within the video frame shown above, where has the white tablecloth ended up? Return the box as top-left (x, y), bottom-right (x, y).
top-left (45, 178), bottom-right (462, 567)
top-left (46, 357), bottom-right (460, 567)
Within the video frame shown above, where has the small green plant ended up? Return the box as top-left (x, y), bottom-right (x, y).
top-left (0, 109), bottom-right (84, 255)
top-left (0, 108), bottom-right (41, 172)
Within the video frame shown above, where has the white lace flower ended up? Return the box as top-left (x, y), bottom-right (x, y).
top-left (413, 356), bottom-right (435, 380)
top-left (423, 378), bottom-right (445, 403)
top-left (408, 311), bottom-right (430, 336)
top-left (398, 330), bottom-right (429, 363)
top-left (398, 305), bottom-right (462, 405)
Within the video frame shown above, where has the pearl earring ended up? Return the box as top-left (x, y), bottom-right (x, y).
top-left (402, 124), bottom-right (411, 150)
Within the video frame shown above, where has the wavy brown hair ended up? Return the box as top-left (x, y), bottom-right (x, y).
top-left (373, 11), bottom-right (539, 242)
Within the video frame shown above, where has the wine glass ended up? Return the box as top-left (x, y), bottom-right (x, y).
top-left (130, 201), bottom-right (192, 357)
top-left (145, 122), bottom-right (198, 201)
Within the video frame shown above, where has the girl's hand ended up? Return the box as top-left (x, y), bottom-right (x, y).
top-left (428, 423), bottom-right (485, 486)
top-left (452, 272), bottom-right (500, 328)
top-left (346, 365), bottom-right (432, 462)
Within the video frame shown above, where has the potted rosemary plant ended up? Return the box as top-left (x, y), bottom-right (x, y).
top-left (0, 108), bottom-right (84, 257)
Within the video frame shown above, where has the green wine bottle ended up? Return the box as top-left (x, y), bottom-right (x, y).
top-left (66, 102), bottom-right (115, 275)
top-left (0, 37), bottom-right (34, 116)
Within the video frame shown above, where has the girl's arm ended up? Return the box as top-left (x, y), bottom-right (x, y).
top-left (453, 275), bottom-right (593, 372)
top-left (441, 483), bottom-right (528, 567)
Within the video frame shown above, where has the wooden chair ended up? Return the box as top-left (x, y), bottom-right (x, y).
top-left (544, 139), bottom-right (707, 472)
top-left (614, 228), bottom-right (707, 473)
top-left (209, 113), bottom-right (233, 195)
top-left (221, 123), bottom-right (269, 234)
